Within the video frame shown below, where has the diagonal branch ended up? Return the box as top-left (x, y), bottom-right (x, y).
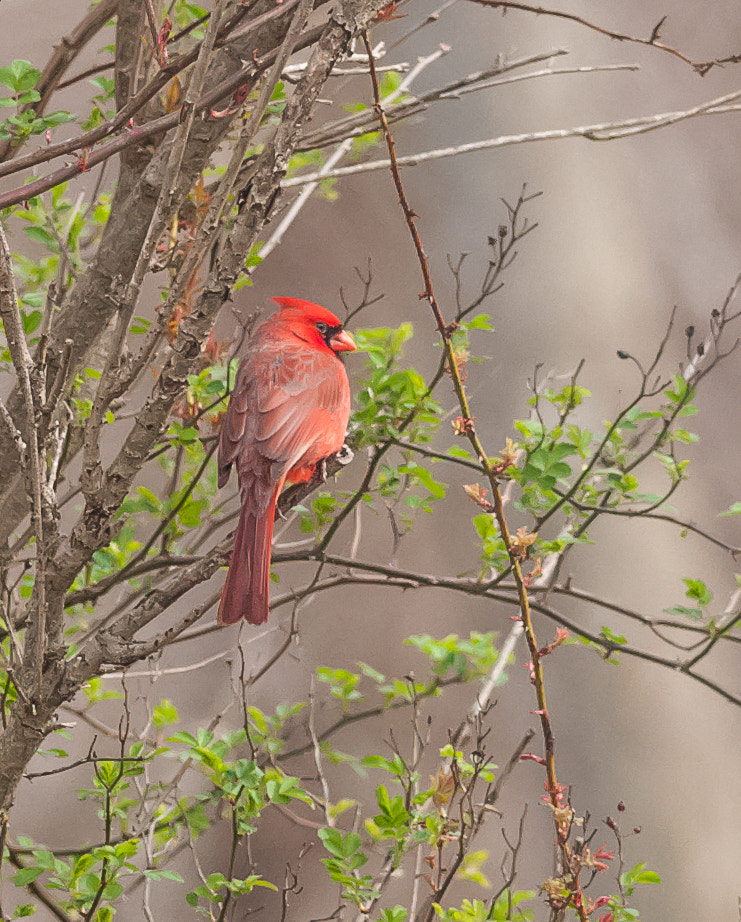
top-left (0, 0), bottom-right (312, 184)
top-left (283, 89), bottom-right (741, 188)
top-left (0, 0), bottom-right (119, 163)
top-left (467, 0), bottom-right (736, 75)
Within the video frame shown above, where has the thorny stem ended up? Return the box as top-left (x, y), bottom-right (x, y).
top-left (362, 32), bottom-right (588, 919)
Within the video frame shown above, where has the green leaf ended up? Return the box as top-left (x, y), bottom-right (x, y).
top-left (721, 501), bottom-right (741, 516)
top-left (102, 880), bottom-right (123, 899)
top-left (682, 578), bottom-right (712, 607)
top-left (153, 699), bottom-right (179, 727)
top-left (21, 309), bottom-right (41, 334)
top-left (24, 226), bottom-right (56, 247)
top-left (634, 869), bottom-right (661, 884)
top-left (143, 869), bottom-right (184, 882)
top-left (318, 827), bottom-right (345, 858)
top-left (0, 61), bottom-right (41, 93)
top-left (380, 908), bottom-right (408, 922)
top-left (13, 866), bottom-right (45, 886)
top-left (600, 626), bottom-right (626, 645)
top-left (663, 604), bottom-right (702, 621)
top-left (40, 111), bottom-right (75, 128)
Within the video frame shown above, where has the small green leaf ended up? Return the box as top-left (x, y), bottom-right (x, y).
top-left (0, 61), bottom-right (41, 93)
top-left (13, 866), bottom-right (45, 886)
top-left (153, 699), bottom-right (179, 727)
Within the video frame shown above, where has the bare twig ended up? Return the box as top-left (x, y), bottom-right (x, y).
top-left (283, 90), bottom-right (741, 188)
top-left (467, 0), bottom-right (736, 75)
top-left (309, 676), bottom-right (334, 827)
top-left (260, 43), bottom-right (448, 263)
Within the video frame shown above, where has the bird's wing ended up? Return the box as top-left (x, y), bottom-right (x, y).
top-left (217, 359), bottom-right (256, 490)
top-left (254, 345), bottom-right (349, 469)
top-left (218, 342), bottom-right (350, 509)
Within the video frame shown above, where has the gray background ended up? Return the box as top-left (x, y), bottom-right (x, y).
top-left (1, 0), bottom-right (740, 919)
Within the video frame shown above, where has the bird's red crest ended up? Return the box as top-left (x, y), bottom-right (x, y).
top-left (271, 296), bottom-right (343, 328)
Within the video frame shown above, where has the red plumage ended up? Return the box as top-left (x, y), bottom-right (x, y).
top-left (217, 298), bottom-right (356, 625)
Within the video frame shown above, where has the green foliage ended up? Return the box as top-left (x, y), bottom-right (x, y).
top-left (433, 892), bottom-right (536, 921)
top-left (317, 666), bottom-right (364, 709)
top-left (0, 60), bottom-right (42, 94)
top-left (0, 60), bottom-right (74, 144)
top-left (186, 872), bottom-right (276, 910)
top-left (405, 633), bottom-right (500, 679)
top-left (172, 1), bottom-right (209, 38)
top-left (319, 827), bottom-right (374, 907)
top-left (594, 862), bottom-right (661, 921)
top-left (379, 908), bottom-right (409, 922)
top-left (12, 836), bottom-right (154, 918)
top-left (81, 75), bottom-right (115, 130)
top-left (353, 324), bottom-right (440, 446)
top-left (664, 577), bottom-right (713, 621)
top-left (297, 491), bottom-right (339, 537)
top-left (350, 323), bottom-right (448, 519)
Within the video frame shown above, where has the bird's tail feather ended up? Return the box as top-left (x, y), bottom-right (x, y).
top-left (218, 490), bottom-right (279, 625)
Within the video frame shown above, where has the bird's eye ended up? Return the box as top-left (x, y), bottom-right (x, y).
top-left (316, 322), bottom-right (329, 335)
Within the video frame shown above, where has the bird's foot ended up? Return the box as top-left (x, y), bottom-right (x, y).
top-left (335, 444), bottom-right (354, 466)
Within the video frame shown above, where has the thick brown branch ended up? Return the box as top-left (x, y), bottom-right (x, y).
top-left (0, 3), bottom-right (328, 548)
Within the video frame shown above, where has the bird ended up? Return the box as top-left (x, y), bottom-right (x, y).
top-left (217, 297), bottom-right (356, 625)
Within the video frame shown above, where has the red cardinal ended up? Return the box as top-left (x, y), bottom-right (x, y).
top-left (217, 297), bottom-right (356, 625)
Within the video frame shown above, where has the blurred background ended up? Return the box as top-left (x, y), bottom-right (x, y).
top-left (2, 0), bottom-right (740, 918)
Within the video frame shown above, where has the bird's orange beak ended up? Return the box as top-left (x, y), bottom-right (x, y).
top-left (329, 329), bottom-right (356, 353)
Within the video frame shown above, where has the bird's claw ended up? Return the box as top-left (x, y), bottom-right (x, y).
top-left (336, 444), bottom-right (354, 466)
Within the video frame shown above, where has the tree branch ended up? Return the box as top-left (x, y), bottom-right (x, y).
top-left (0, 0), bottom-right (119, 163)
top-left (283, 90), bottom-right (741, 188)
top-left (467, 0), bottom-right (737, 75)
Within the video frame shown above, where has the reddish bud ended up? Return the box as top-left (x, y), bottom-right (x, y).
top-left (520, 752), bottom-right (546, 765)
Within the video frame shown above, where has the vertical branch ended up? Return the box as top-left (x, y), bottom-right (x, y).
top-left (0, 223), bottom-right (47, 695)
top-left (82, 1), bottom-right (225, 499)
top-left (0, 809), bottom-right (7, 916)
top-left (361, 34), bottom-right (587, 921)
top-left (309, 675), bottom-right (334, 827)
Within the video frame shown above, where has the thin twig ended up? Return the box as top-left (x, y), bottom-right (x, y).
top-left (467, 0), bottom-right (735, 75)
top-left (309, 676), bottom-right (333, 827)
top-left (283, 90), bottom-right (741, 188)
top-left (259, 43), bottom-right (448, 263)
top-left (0, 223), bottom-right (47, 696)
top-left (362, 32), bottom-right (587, 916)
